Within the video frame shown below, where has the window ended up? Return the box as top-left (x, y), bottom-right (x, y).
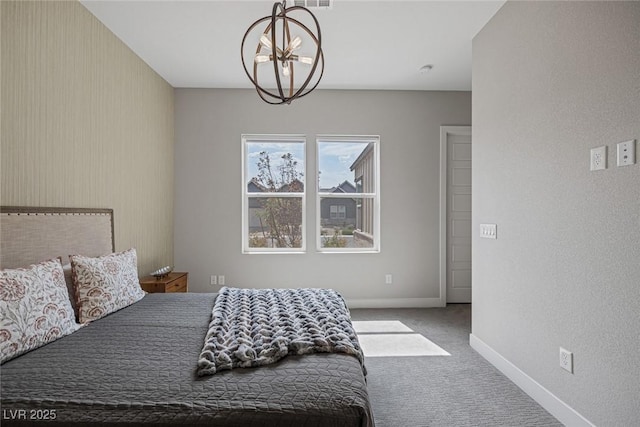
top-left (330, 205), bottom-right (346, 220)
top-left (317, 136), bottom-right (380, 252)
top-left (242, 135), bottom-right (305, 253)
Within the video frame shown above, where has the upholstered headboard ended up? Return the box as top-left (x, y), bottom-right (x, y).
top-left (0, 207), bottom-right (114, 269)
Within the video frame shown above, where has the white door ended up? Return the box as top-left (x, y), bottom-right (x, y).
top-left (440, 127), bottom-right (472, 303)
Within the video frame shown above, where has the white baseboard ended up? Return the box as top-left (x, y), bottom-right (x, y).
top-left (469, 334), bottom-right (594, 427)
top-left (346, 297), bottom-right (444, 309)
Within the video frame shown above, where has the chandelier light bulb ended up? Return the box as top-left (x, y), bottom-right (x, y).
top-left (259, 34), bottom-right (272, 50)
top-left (260, 34), bottom-right (284, 56)
top-left (282, 62), bottom-right (291, 76)
top-left (284, 36), bottom-right (302, 56)
top-left (254, 54), bottom-right (271, 63)
top-left (296, 55), bottom-right (313, 65)
top-left (289, 36), bottom-right (302, 51)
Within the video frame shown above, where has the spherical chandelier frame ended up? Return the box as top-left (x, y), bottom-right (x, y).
top-left (241, 2), bottom-right (324, 105)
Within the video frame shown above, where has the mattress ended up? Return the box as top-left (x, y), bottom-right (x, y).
top-left (0, 293), bottom-right (374, 427)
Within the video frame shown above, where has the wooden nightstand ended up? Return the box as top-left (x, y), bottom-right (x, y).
top-left (139, 272), bottom-right (188, 293)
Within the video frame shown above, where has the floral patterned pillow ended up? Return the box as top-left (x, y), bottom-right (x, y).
top-left (70, 248), bottom-right (145, 324)
top-left (62, 263), bottom-right (78, 320)
top-left (0, 258), bottom-right (81, 364)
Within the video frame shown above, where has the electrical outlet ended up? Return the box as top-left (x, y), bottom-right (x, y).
top-left (590, 146), bottom-right (607, 171)
top-left (218, 275), bottom-right (225, 286)
top-left (210, 275), bottom-right (217, 286)
top-left (559, 347), bottom-right (573, 373)
top-left (385, 274), bottom-right (393, 285)
top-left (617, 140), bottom-right (636, 167)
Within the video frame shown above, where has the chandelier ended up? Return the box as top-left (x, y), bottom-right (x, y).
top-left (241, 1), bottom-right (324, 105)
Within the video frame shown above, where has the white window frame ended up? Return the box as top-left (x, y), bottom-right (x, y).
top-left (242, 134), bottom-right (306, 254)
top-left (316, 135), bottom-right (380, 253)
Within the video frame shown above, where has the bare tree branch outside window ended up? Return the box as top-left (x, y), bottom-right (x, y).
top-left (251, 151), bottom-right (304, 248)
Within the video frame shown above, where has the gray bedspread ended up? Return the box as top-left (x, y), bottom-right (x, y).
top-left (198, 287), bottom-right (365, 376)
top-left (0, 293), bottom-right (374, 427)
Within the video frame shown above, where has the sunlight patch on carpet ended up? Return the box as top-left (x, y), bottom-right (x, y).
top-left (358, 333), bottom-right (451, 357)
top-left (352, 320), bottom-right (414, 333)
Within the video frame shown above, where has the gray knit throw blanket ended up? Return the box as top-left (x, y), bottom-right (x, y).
top-left (197, 286), bottom-right (365, 376)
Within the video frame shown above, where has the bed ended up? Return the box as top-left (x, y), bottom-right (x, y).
top-left (0, 207), bottom-right (374, 427)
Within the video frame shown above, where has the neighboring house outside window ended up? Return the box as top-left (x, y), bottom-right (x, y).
top-left (350, 142), bottom-right (376, 245)
top-left (317, 136), bottom-right (380, 252)
top-left (242, 135), bottom-right (305, 253)
top-left (320, 180), bottom-right (356, 226)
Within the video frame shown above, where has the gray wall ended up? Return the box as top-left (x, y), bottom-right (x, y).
top-left (472, 1), bottom-right (639, 425)
top-left (174, 89), bottom-right (470, 305)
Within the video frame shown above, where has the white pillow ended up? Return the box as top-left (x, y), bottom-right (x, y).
top-left (70, 248), bottom-right (145, 324)
top-left (0, 258), bottom-right (80, 363)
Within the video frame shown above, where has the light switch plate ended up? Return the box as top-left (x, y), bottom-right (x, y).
top-left (590, 146), bottom-right (607, 171)
top-left (480, 223), bottom-right (497, 239)
top-left (617, 140), bottom-right (636, 167)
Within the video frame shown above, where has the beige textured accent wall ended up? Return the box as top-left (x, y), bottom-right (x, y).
top-left (1, 1), bottom-right (174, 275)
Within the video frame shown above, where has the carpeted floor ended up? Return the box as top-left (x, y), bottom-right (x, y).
top-left (350, 305), bottom-right (562, 427)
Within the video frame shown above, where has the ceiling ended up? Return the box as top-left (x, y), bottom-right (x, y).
top-left (80, 0), bottom-right (505, 91)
